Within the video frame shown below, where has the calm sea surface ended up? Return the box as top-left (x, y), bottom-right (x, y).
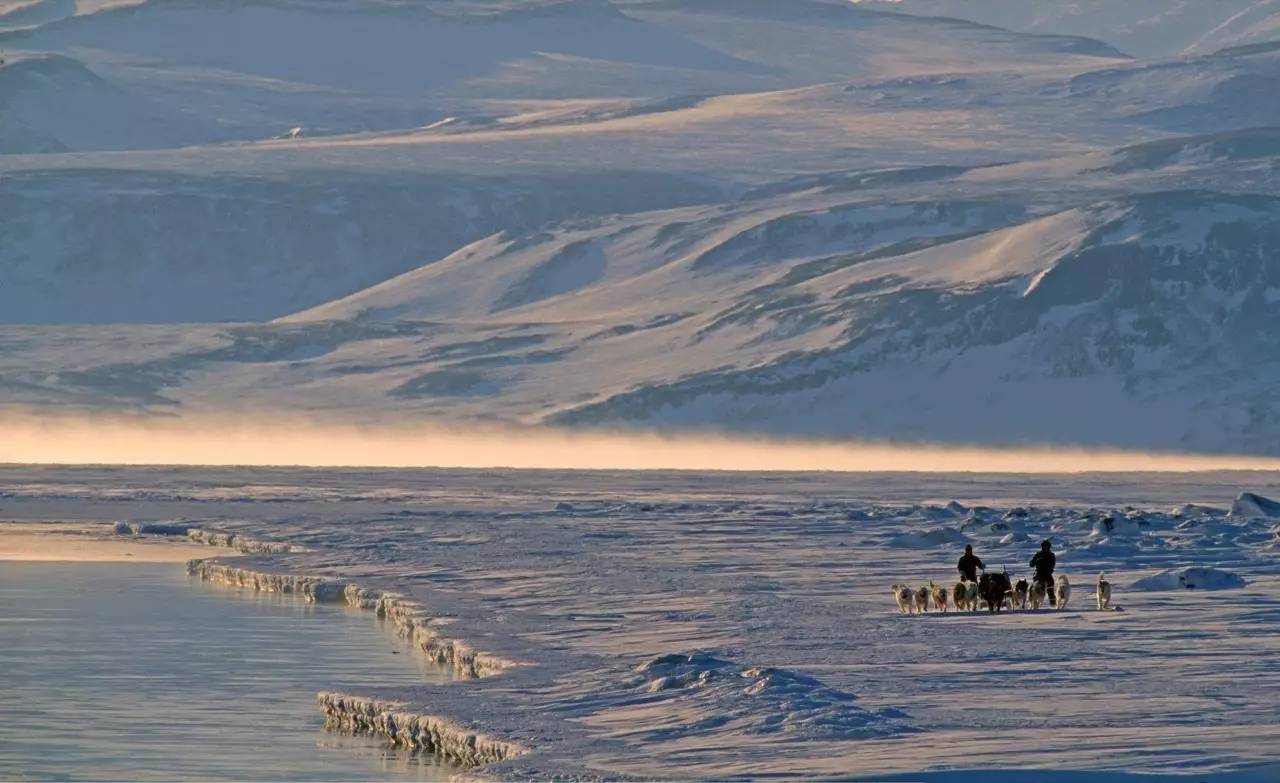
top-left (0, 561), bottom-right (454, 781)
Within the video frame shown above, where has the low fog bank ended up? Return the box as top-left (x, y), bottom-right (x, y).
top-left (1, 415), bottom-right (1278, 473)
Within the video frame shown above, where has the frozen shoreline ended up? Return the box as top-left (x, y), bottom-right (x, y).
top-left (0, 521), bottom-right (224, 562)
top-left (186, 559), bottom-right (519, 680)
top-left (317, 693), bottom-right (528, 769)
top-left (1, 521), bottom-right (533, 773)
top-left (5, 466), bottom-right (1280, 780)
top-left (184, 557), bottom-right (528, 770)
top-left (0, 559), bottom-right (456, 781)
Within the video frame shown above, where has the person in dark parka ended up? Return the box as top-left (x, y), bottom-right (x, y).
top-left (1030, 539), bottom-right (1057, 606)
top-left (957, 544), bottom-right (984, 582)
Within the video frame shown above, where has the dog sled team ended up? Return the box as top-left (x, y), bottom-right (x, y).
top-left (893, 540), bottom-right (1115, 614)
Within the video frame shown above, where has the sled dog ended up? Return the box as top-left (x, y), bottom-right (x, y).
top-left (978, 571), bottom-right (1012, 613)
top-left (930, 581), bottom-right (949, 612)
top-left (914, 585), bottom-right (931, 614)
top-left (1096, 573), bottom-right (1113, 611)
top-left (892, 584), bottom-right (914, 614)
top-left (1012, 578), bottom-right (1029, 609)
top-left (1056, 575), bottom-right (1071, 610)
top-left (1029, 579), bottom-right (1047, 610)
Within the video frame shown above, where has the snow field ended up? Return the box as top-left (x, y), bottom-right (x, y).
top-left (5, 467), bottom-right (1278, 779)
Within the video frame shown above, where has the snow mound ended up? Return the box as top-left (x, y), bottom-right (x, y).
top-left (1131, 567), bottom-right (1246, 591)
top-left (1087, 515), bottom-right (1146, 541)
top-left (633, 652), bottom-right (912, 740)
top-left (887, 526), bottom-right (968, 548)
top-left (1230, 492), bottom-right (1280, 518)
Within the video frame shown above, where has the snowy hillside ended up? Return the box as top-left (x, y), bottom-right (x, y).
top-left (273, 184), bottom-right (1280, 454)
top-left (0, 53), bottom-right (213, 152)
top-left (854, 0), bottom-right (1280, 58)
top-left (4, 144), bottom-right (1278, 453)
top-left (1192, 0), bottom-right (1280, 55)
top-left (0, 0), bottom-right (1124, 148)
top-left (0, 0), bottom-right (1278, 454)
top-left (0, 168), bottom-right (718, 323)
top-left (0, 0), bottom-right (143, 31)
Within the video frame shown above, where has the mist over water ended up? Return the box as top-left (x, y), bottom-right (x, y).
top-left (2, 415), bottom-right (1278, 473)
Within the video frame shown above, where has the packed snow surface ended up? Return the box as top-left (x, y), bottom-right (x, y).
top-left (5, 466), bottom-right (1280, 780)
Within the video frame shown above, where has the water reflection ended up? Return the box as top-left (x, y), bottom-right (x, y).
top-left (0, 561), bottom-right (456, 781)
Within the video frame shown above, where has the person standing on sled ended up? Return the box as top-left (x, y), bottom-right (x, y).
top-left (1030, 539), bottom-right (1057, 606)
top-left (957, 544), bottom-right (984, 583)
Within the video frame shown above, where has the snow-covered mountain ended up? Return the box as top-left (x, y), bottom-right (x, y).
top-left (1, 0), bottom-right (1277, 454)
top-left (854, 1), bottom-right (1280, 58)
top-left (0, 0), bottom-right (1124, 148)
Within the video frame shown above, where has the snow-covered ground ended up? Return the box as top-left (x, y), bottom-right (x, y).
top-left (4, 465), bottom-right (1280, 780)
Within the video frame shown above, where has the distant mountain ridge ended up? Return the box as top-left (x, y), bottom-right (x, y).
top-left (853, 0), bottom-right (1280, 58)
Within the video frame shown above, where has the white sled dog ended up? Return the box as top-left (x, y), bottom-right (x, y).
top-left (1029, 580), bottom-right (1047, 610)
top-left (1096, 573), bottom-right (1113, 610)
top-left (893, 584), bottom-right (914, 614)
top-left (1056, 575), bottom-right (1071, 610)
top-left (914, 586), bottom-right (931, 614)
top-left (930, 581), bottom-right (949, 612)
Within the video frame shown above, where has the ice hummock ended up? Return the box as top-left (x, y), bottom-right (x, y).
top-left (1229, 492), bottom-right (1280, 519)
top-left (1131, 567), bottom-right (1246, 591)
top-left (887, 526), bottom-right (969, 548)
